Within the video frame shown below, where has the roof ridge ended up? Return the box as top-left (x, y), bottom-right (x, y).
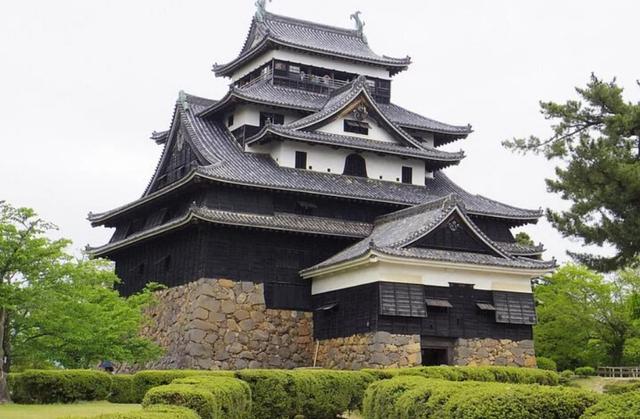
top-left (264, 11), bottom-right (360, 38)
top-left (374, 194), bottom-right (460, 225)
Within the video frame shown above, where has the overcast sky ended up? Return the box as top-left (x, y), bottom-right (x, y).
top-left (1, 0), bottom-right (638, 263)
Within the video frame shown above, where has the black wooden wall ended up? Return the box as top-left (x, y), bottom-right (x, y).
top-left (312, 282), bottom-right (533, 341)
top-left (111, 223), bottom-right (356, 310)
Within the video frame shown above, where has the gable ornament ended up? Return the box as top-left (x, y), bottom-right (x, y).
top-left (255, 0), bottom-right (272, 22)
top-left (350, 11), bottom-right (368, 44)
top-left (352, 104), bottom-right (369, 121)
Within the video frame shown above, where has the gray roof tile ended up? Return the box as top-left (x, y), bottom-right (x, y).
top-left (198, 78), bottom-right (471, 136)
top-left (215, 12), bottom-right (411, 77)
top-left (302, 194), bottom-right (554, 274)
top-left (88, 93), bottom-right (541, 224)
top-left (246, 125), bottom-right (464, 163)
top-left (90, 205), bottom-right (371, 256)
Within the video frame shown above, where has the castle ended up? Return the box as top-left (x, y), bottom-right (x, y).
top-left (89, 4), bottom-right (553, 370)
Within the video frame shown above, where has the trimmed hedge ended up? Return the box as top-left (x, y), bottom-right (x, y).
top-left (394, 365), bottom-right (559, 385)
top-left (582, 392), bottom-right (640, 418)
top-left (172, 376), bottom-right (251, 419)
top-left (602, 380), bottom-right (640, 395)
top-left (234, 370), bottom-right (296, 419)
top-left (363, 376), bottom-right (599, 419)
top-left (10, 369), bottom-right (112, 404)
top-left (537, 356), bottom-right (558, 371)
top-left (132, 370), bottom-right (234, 403)
top-left (233, 369), bottom-right (374, 419)
top-left (66, 405), bottom-right (200, 419)
top-left (108, 374), bottom-right (137, 404)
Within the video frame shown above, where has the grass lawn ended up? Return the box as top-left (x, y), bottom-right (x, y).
top-left (0, 401), bottom-right (141, 419)
top-left (572, 376), bottom-right (638, 393)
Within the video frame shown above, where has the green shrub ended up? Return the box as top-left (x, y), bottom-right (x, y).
top-left (109, 374), bottom-right (137, 404)
top-left (10, 369), bottom-right (112, 404)
top-left (132, 370), bottom-right (233, 403)
top-left (143, 384), bottom-right (215, 419)
top-left (66, 405), bottom-right (200, 419)
top-left (361, 368), bottom-right (402, 380)
top-left (172, 376), bottom-right (251, 419)
top-left (234, 370), bottom-right (297, 419)
top-left (442, 382), bottom-right (598, 419)
top-left (363, 376), bottom-right (599, 419)
top-left (582, 392), bottom-right (640, 418)
top-left (396, 365), bottom-right (559, 385)
top-left (536, 356), bottom-right (558, 371)
top-left (575, 366), bottom-right (597, 377)
top-left (363, 376), bottom-right (431, 419)
top-left (603, 380), bottom-right (640, 395)
top-left (289, 370), bottom-right (375, 418)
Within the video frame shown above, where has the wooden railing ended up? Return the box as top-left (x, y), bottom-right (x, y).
top-left (597, 366), bottom-right (640, 378)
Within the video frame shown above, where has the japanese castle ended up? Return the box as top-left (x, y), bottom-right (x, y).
top-left (89, 3), bottom-right (554, 369)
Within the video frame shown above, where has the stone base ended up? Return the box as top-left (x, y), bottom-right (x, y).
top-left (137, 278), bottom-right (314, 371)
top-left (314, 332), bottom-right (421, 370)
top-left (453, 338), bottom-right (536, 367)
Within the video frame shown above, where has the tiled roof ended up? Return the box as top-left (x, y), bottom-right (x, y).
top-left (496, 241), bottom-right (545, 256)
top-left (301, 195), bottom-right (554, 274)
top-left (245, 125), bottom-right (464, 164)
top-left (88, 93), bottom-right (542, 224)
top-left (89, 205), bottom-right (371, 256)
top-left (197, 78), bottom-right (472, 136)
top-left (214, 12), bottom-right (411, 77)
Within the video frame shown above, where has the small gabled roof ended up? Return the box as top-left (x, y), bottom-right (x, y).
top-left (301, 194), bottom-right (555, 276)
top-left (245, 124), bottom-right (464, 167)
top-left (283, 75), bottom-right (433, 151)
top-left (197, 78), bottom-right (472, 138)
top-left (214, 12), bottom-right (411, 78)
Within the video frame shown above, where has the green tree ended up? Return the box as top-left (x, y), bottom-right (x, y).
top-left (534, 264), bottom-right (640, 369)
top-left (504, 75), bottom-right (640, 271)
top-left (0, 201), bottom-right (162, 403)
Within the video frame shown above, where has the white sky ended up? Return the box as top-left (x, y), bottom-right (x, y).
top-left (1, 0), bottom-right (638, 263)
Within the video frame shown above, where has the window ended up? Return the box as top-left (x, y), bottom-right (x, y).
top-left (289, 65), bottom-right (300, 74)
top-left (343, 154), bottom-right (368, 177)
top-left (295, 151), bottom-right (307, 169)
top-left (274, 61), bottom-right (287, 71)
top-left (227, 114), bottom-right (234, 127)
top-left (379, 282), bottom-right (427, 317)
top-left (260, 112), bottom-right (285, 127)
top-left (366, 79), bottom-right (376, 88)
top-left (402, 166), bottom-right (413, 184)
top-left (344, 120), bottom-right (369, 135)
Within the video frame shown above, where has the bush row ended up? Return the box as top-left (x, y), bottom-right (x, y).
top-left (362, 376), bottom-right (600, 419)
top-left (363, 365), bottom-right (559, 385)
top-left (143, 376), bottom-right (251, 419)
top-left (66, 404), bottom-right (200, 419)
top-left (581, 392), bottom-right (640, 418)
top-left (602, 379), bottom-right (640, 395)
top-left (9, 369), bottom-right (112, 404)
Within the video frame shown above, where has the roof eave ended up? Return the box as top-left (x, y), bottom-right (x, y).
top-left (213, 38), bottom-right (411, 78)
top-left (301, 249), bottom-right (555, 279)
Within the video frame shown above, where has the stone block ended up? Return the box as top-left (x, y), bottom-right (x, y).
top-left (218, 279), bottom-right (236, 288)
top-left (221, 301), bottom-right (236, 314)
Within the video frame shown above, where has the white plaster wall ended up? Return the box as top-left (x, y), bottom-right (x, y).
top-left (318, 117), bottom-right (398, 144)
top-left (247, 140), bottom-right (426, 185)
top-left (311, 261), bottom-right (536, 295)
top-left (227, 104), bottom-right (301, 131)
top-left (230, 49), bottom-right (391, 81)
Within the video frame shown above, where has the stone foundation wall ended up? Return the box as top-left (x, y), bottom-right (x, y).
top-left (453, 338), bottom-right (536, 367)
top-left (139, 278), bottom-right (314, 370)
top-left (314, 332), bottom-right (422, 369)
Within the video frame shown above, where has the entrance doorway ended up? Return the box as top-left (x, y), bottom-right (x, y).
top-left (420, 336), bottom-right (455, 366)
top-left (422, 348), bottom-right (449, 366)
